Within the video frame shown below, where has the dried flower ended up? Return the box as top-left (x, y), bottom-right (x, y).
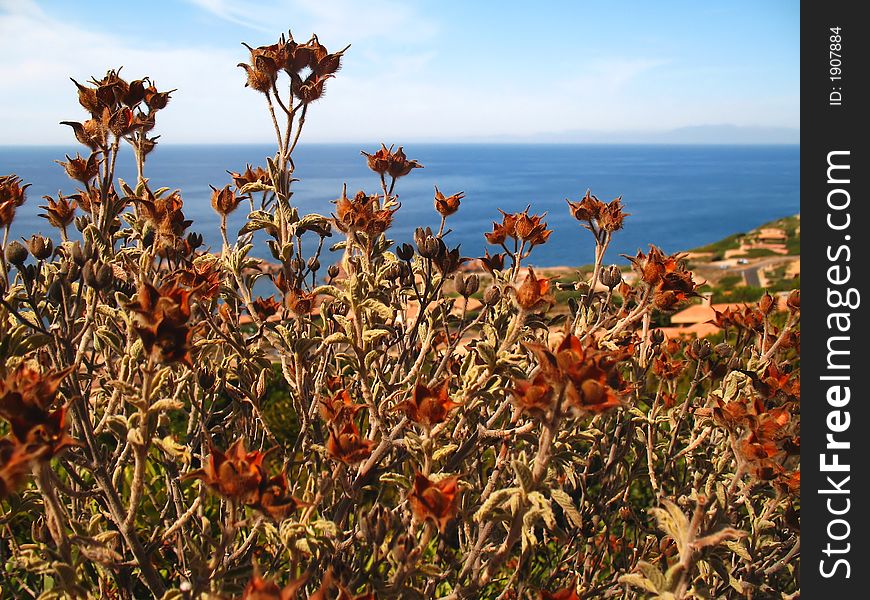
top-left (326, 420), bottom-right (375, 465)
top-left (133, 185), bottom-right (192, 239)
top-left (55, 152), bottom-right (99, 184)
top-left (319, 389), bottom-right (366, 425)
top-left (513, 267), bottom-right (554, 311)
top-left (184, 438), bottom-right (267, 503)
top-left (253, 471), bottom-right (307, 522)
top-left (361, 144), bottom-right (423, 179)
top-left (210, 184), bottom-right (245, 217)
top-left (229, 164), bottom-right (270, 190)
top-left (25, 235), bottom-right (53, 261)
top-left (407, 472), bottom-right (460, 531)
top-left (539, 580), bottom-right (581, 600)
top-left (39, 193), bottom-right (77, 231)
top-left (509, 372), bottom-right (555, 418)
top-left (126, 281), bottom-right (195, 366)
top-left (285, 288), bottom-right (318, 316)
top-left (252, 296), bottom-right (282, 320)
top-left (0, 174), bottom-right (29, 228)
top-left (394, 380), bottom-right (459, 428)
top-left (434, 187), bottom-right (463, 217)
top-left (0, 365), bottom-right (79, 462)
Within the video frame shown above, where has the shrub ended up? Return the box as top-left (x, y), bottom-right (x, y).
top-left (0, 30), bottom-right (800, 600)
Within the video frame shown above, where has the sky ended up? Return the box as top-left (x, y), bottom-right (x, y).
top-left (0, 0), bottom-right (799, 144)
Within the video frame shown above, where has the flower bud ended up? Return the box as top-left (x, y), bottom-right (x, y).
top-left (600, 265), bottom-right (623, 289)
top-left (198, 370), bottom-right (217, 391)
top-left (47, 279), bottom-right (65, 304)
top-left (649, 329), bottom-right (665, 346)
top-left (327, 264), bottom-right (340, 279)
top-left (69, 242), bottom-right (85, 266)
top-left (689, 338), bottom-right (712, 361)
top-left (26, 235), bottom-right (53, 260)
top-left (483, 286), bottom-right (501, 306)
top-left (307, 257), bottom-right (321, 273)
top-left (383, 262), bottom-right (403, 280)
top-left (713, 342), bottom-right (733, 357)
top-left (454, 272), bottom-right (479, 297)
top-left (187, 232), bottom-right (203, 250)
top-left (786, 289), bottom-right (800, 312)
top-left (397, 243), bottom-right (415, 262)
top-left (416, 235), bottom-right (439, 259)
top-left (5, 240), bottom-right (28, 266)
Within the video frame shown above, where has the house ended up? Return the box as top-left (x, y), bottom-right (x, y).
top-left (755, 227), bottom-right (788, 243)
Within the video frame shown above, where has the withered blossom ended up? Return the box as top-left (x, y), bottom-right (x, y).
top-left (393, 380), bottom-right (459, 428)
top-left (126, 281), bottom-right (195, 366)
top-left (434, 186), bottom-right (463, 217)
top-left (478, 249), bottom-right (506, 274)
top-left (229, 164), bottom-right (270, 190)
top-left (238, 570), bottom-right (307, 600)
top-left (539, 580), bottom-right (581, 600)
top-left (514, 209), bottom-right (552, 246)
top-left (361, 144), bottom-right (423, 179)
top-left (285, 288), bottom-right (318, 316)
top-left (252, 296), bottom-right (282, 320)
top-left (143, 84), bottom-right (174, 111)
top-left (433, 244), bottom-right (466, 276)
top-left (39, 193), bottom-right (77, 231)
top-left (55, 152), bottom-right (99, 184)
top-left (626, 246), bottom-right (698, 312)
top-left (566, 190), bottom-right (628, 233)
top-left (253, 470), bottom-right (308, 522)
top-left (184, 438), bottom-right (267, 503)
top-left (333, 189), bottom-right (395, 237)
top-left (326, 420), bottom-right (375, 465)
top-left (319, 389), bottom-right (366, 425)
top-left (0, 175), bottom-right (29, 228)
top-left (520, 335), bottom-right (630, 415)
top-left (513, 268), bottom-right (554, 311)
top-left (69, 187), bottom-right (103, 215)
top-left (407, 471), bottom-right (460, 532)
top-left (652, 355), bottom-right (686, 380)
top-left (132, 185), bottom-right (192, 238)
top-left (509, 372), bottom-right (555, 418)
top-left (0, 365), bottom-right (79, 487)
top-left (174, 256), bottom-right (223, 300)
top-left (0, 438), bottom-right (38, 497)
top-left (60, 118), bottom-right (107, 150)
top-left (210, 184), bottom-right (245, 217)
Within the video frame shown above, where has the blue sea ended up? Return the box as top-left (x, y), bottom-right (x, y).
top-left (0, 144), bottom-right (799, 267)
